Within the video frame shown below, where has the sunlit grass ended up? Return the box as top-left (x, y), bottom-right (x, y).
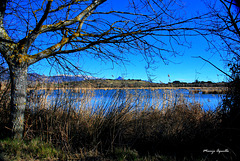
top-left (0, 137), bottom-right (65, 160)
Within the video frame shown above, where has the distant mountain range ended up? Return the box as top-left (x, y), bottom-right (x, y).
top-left (26, 73), bottom-right (86, 82)
top-left (0, 66), bottom-right (100, 82)
top-left (0, 66), bottom-right (133, 82)
top-left (43, 75), bottom-right (99, 82)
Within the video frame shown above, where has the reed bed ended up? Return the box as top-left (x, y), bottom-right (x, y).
top-left (0, 83), bottom-right (234, 160)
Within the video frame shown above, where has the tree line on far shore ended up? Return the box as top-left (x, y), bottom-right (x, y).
top-left (26, 79), bottom-right (227, 89)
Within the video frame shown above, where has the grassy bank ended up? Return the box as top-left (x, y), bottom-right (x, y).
top-left (0, 82), bottom-right (236, 160)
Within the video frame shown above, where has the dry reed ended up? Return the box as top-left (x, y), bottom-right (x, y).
top-left (0, 82), bottom-right (227, 160)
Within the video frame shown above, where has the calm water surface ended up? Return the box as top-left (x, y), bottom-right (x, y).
top-left (34, 89), bottom-right (224, 111)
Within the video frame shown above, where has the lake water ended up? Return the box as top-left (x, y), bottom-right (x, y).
top-left (31, 88), bottom-right (224, 111)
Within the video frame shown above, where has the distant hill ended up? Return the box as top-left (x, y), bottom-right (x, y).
top-left (0, 66), bottom-right (98, 82)
top-left (71, 79), bottom-right (160, 88)
top-left (30, 74), bottom-right (99, 82)
top-left (0, 66), bottom-right (227, 89)
top-left (115, 76), bottom-right (124, 80)
top-left (63, 79), bottom-right (227, 89)
top-left (46, 75), bottom-right (98, 82)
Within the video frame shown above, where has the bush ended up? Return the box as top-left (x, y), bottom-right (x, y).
top-left (0, 138), bottom-right (65, 160)
top-left (218, 77), bottom-right (240, 160)
top-left (111, 147), bottom-right (139, 161)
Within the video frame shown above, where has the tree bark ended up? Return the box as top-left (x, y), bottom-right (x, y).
top-left (9, 65), bottom-right (28, 140)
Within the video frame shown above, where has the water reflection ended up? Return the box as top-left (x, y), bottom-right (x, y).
top-left (28, 89), bottom-right (224, 111)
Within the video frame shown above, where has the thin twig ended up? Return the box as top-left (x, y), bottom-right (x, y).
top-left (192, 56), bottom-right (233, 80)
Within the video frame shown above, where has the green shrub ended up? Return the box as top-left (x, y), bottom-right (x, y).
top-left (0, 138), bottom-right (65, 160)
top-left (111, 147), bottom-right (139, 161)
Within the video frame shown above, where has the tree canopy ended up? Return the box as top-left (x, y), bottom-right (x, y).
top-left (0, 0), bottom-right (198, 139)
top-left (1, 0), bottom-right (197, 70)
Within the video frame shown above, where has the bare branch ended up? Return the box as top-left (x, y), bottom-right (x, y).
top-left (193, 56), bottom-right (234, 80)
top-left (220, 0), bottom-right (240, 38)
top-left (18, 0), bottom-right (53, 51)
top-left (40, 0), bottom-right (106, 33)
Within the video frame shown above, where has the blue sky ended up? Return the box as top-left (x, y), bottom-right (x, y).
top-left (29, 0), bottom-right (229, 83)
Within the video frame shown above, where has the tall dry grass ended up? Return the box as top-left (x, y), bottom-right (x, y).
top-left (0, 82), bottom-right (232, 160)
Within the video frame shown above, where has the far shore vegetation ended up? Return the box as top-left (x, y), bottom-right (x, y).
top-left (29, 78), bottom-right (227, 88)
top-left (21, 78), bottom-right (228, 94)
top-left (16, 79), bottom-right (227, 90)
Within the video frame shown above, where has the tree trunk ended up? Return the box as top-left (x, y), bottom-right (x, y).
top-left (9, 65), bottom-right (28, 140)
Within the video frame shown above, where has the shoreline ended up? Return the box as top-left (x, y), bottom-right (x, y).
top-left (27, 86), bottom-right (228, 93)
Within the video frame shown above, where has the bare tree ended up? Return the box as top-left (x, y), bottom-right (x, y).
top-left (0, 0), bottom-right (196, 139)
